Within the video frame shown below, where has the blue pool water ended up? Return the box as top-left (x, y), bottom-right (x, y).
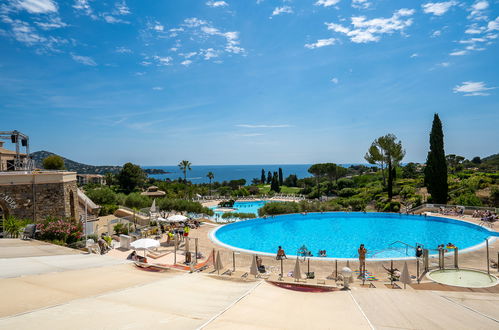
top-left (212, 212), bottom-right (497, 259)
top-left (211, 200), bottom-right (268, 216)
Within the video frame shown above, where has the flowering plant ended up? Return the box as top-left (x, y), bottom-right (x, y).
top-left (36, 217), bottom-right (83, 244)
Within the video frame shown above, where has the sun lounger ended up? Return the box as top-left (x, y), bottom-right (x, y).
top-left (489, 258), bottom-right (498, 269)
top-left (221, 269), bottom-right (233, 276)
top-left (391, 282), bottom-right (402, 289)
top-left (147, 249), bottom-right (170, 259)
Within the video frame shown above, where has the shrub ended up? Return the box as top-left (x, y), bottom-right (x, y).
top-left (337, 178), bottom-right (355, 189)
top-left (452, 193), bottom-right (482, 206)
top-left (259, 202), bottom-right (300, 216)
top-left (37, 217), bottom-right (83, 244)
top-left (338, 188), bottom-right (357, 197)
top-left (221, 212), bottom-right (256, 219)
top-left (103, 236), bottom-right (112, 245)
top-left (114, 223), bottom-right (129, 235)
top-left (382, 201), bottom-right (400, 212)
top-left (99, 204), bottom-right (119, 216)
top-left (3, 216), bottom-right (29, 238)
top-left (158, 198), bottom-right (214, 216)
top-left (42, 155), bottom-right (65, 170)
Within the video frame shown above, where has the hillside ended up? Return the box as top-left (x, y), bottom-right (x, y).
top-left (31, 150), bottom-right (122, 174)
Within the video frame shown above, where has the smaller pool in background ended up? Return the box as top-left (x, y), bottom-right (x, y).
top-left (427, 269), bottom-right (498, 288)
top-left (211, 200), bottom-right (268, 217)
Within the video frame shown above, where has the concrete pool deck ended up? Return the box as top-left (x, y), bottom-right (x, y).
top-left (1, 239), bottom-right (499, 329)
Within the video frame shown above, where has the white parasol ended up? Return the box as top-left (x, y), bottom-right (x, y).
top-left (167, 214), bottom-right (188, 222)
top-left (293, 258), bottom-right (301, 281)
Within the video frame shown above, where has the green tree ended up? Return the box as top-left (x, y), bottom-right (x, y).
top-left (284, 174), bottom-right (298, 187)
top-left (424, 114), bottom-right (448, 204)
top-left (117, 162), bottom-right (146, 194)
top-left (267, 171), bottom-right (272, 184)
top-left (178, 160), bottom-right (192, 183)
top-left (42, 155), bottom-right (65, 170)
top-left (206, 171), bottom-right (214, 195)
top-left (104, 172), bottom-right (117, 186)
top-left (402, 162), bottom-right (418, 179)
top-left (365, 134), bottom-right (405, 199)
top-left (278, 168), bottom-right (283, 186)
top-left (446, 154), bottom-right (465, 174)
top-left (308, 163), bottom-right (326, 197)
top-left (270, 171), bottom-right (280, 192)
top-left (471, 156), bottom-right (481, 164)
top-left (261, 169), bottom-right (266, 184)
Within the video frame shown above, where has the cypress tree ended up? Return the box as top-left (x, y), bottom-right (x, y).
top-left (271, 171), bottom-right (280, 192)
top-left (278, 168), bottom-right (283, 186)
top-left (267, 171), bottom-right (272, 184)
top-left (424, 114), bottom-right (448, 204)
top-left (261, 169), bottom-right (266, 184)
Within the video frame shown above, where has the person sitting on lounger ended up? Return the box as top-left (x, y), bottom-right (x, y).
top-left (277, 246), bottom-right (287, 260)
top-left (127, 250), bottom-right (139, 261)
top-left (446, 243), bottom-right (456, 249)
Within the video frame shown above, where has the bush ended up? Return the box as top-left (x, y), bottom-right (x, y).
top-left (337, 178), bottom-right (355, 189)
top-left (37, 217), bottom-right (83, 244)
top-left (452, 193), bottom-right (482, 206)
top-left (114, 223), bottom-right (129, 235)
top-left (338, 188), bottom-right (357, 197)
top-left (259, 202), bottom-right (300, 216)
top-left (382, 201), bottom-right (400, 212)
top-left (221, 212), bottom-right (256, 219)
top-left (3, 216), bottom-right (29, 238)
top-left (99, 204), bottom-right (119, 216)
top-left (158, 198), bottom-right (214, 216)
top-left (42, 155), bottom-right (65, 170)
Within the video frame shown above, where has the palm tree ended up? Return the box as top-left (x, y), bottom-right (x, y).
top-left (207, 171), bottom-right (214, 196)
top-left (178, 160), bottom-right (192, 183)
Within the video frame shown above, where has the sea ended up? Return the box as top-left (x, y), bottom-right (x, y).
top-left (143, 164), bottom-right (367, 185)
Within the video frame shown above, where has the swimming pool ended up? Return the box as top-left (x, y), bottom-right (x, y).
top-left (211, 200), bottom-right (268, 216)
top-left (211, 212), bottom-right (498, 259)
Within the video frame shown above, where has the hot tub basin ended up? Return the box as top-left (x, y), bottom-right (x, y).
top-left (427, 269), bottom-right (498, 288)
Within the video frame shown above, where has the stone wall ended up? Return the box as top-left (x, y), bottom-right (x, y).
top-left (0, 181), bottom-right (78, 222)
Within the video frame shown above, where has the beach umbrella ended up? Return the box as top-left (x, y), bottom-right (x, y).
top-left (150, 199), bottom-right (157, 214)
top-left (250, 255), bottom-right (258, 277)
top-left (167, 214), bottom-right (188, 222)
top-left (130, 238), bottom-right (160, 257)
top-left (215, 251), bottom-right (223, 275)
top-left (400, 261), bottom-right (412, 289)
top-left (293, 258), bottom-right (301, 281)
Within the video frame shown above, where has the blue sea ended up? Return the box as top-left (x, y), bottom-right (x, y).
top-left (143, 164), bottom-right (366, 185)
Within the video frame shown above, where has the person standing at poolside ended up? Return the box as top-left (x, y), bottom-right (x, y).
top-left (277, 246), bottom-right (287, 260)
top-left (358, 244), bottom-right (367, 275)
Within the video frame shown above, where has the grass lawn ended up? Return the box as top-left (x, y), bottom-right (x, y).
top-left (257, 185), bottom-right (301, 195)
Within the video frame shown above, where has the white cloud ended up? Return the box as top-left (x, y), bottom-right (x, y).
top-left (453, 81), bottom-right (495, 96)
top-left (315, 0), bottom-right (340, 7)
top-left (352, 0), bottom-right (371, 9)
top-left (201, 48), bottom-right (218, 60)
top-left (326, 9), bottom-right (415, 43)
top-left (73, 0), bottom-right (95, 19)
top-left (410, 53), bottom-right (418, 58)
top-left (304, 38), bottom-right (336, 49)
top-left (34, 16), bottom-right (67, 30)
top-left (115, 46), bottom-right (131, 53)
top-left (431, 30), bottom-right (442, 37)
top-left (331, 77), bottom-right (339, 84)
top-left (465, 24), bottom-right (485, 34)
top-left (152, 86), bottom-right (163, 91)
top-left (15, 0), bottom-right (57, 14)
top-left (152, 55), bottom-right (172, 66)
top-left (71, 54), bottom-right (97, 66)
top-left (236, 124), bottom-right (293, 128)
top-left (271, 6), bottom-right (293, 17)
top-left (488, 17), bottom-right (499, 31)
top-left (9, 19), bottom-right (45, 44)
top-left (439, 62), bottom-right (450, 67)
top-left (206, 1), bottom-right (228, 7)
top-left (181, 60), bottom-right (192, 66)
top-left (115, 1), bottom-right (130, 15)
top-left (422, 1), bottom-right (456, 16)
top-left (103, 15), bottom-right (127, 24)
top-left (469, 1), bottom-right (489, 20)
top-left (450, 50), bottom-right (468, 55)
top-left (183, 17), bottom-right (207, 28)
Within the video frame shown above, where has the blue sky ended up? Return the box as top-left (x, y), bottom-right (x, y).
top-left (1, 0), bottom-right (498, 166)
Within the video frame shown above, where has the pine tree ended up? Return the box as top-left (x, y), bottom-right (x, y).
top-left (424, 114), bottom-right (448, 204)
top-left (278, 168), bottom-right (283, 186)
top-left (267, 171), bottom-right (272, 184)
top-left (261, 169), bottom-right (266, 184)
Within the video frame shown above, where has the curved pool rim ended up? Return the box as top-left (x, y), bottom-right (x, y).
top-left (426, 268), bottom-right (499, 288)
top-left (209, 212), bottom-right (498, 261)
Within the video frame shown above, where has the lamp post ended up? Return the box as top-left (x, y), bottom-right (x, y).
top-left (342, 267), bottom-right (353, 290)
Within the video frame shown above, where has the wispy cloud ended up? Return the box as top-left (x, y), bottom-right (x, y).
top-left (326, 9), bottom-right (415, 43)
top-left (331, 77), bottom-right (339, 84)
top-left (152, 86), bottom-right (163, 90)
top-left (352, 0), bottom-right (371, 9)
top-left (315, 0), bottom-right (340, 8)
top-left (410, 53), bottom-right (419, 58)
top-left (468, 1), bottom-right (489, 20)
top-left (115, 46), bottom-right (132, 53)
top-left (206, 1), bottom-right (228, 7)
top-left (453, 81), bottom-right (495, 96)
top-left (236, 124), bottom-right (293, 128)
top-left (450, 50), bottom-right (468, 56)
top-left (15, 0), bottom-right (58, 14)
top-left (305, 38), bottom-right (336, 49)
top-left (271, 6), bottom-right (293, 18)
top-left (422, 1), bottom-right (457, 16)
top-left (71, 53), bottom-right (97, 66)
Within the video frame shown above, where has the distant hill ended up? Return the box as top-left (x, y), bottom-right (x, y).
top-left (31, 150), bottom-right (122, 174)
top-left (482, 154), bottom-right (499, 167)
